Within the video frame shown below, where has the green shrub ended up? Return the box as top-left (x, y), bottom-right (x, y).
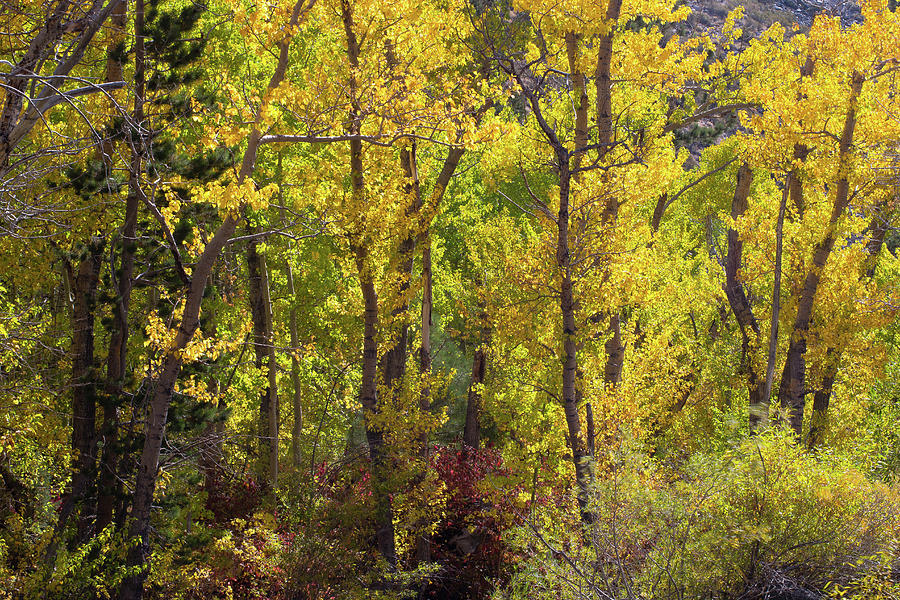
top-left (494, 432), bottom-right (900, 600)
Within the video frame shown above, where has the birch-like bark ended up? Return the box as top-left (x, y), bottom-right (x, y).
top-left (566, 30), bottom-right (596, 462)
top-left (283, 245), bottom-right (303, 470)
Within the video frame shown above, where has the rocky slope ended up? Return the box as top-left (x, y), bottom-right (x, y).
top-left (686, 0), bottom-right (861, 35)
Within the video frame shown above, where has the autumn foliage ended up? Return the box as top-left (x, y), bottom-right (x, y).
top-left (2, 0), bottom-right (900, 599)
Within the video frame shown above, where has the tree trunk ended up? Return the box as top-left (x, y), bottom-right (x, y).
top-left (199, 275), bottom-right (223, 483)
top-left (379, 144), bottom-right (419, 407)
top-left (97, 0), bottom-right (137, 531)
top-left (354, 246), bottom-right (396, 565)
top-left (271, 157), bottom-right (303, 471)
top-left (807, 347), bottom-right (837, 448)
top-left (565, 29), bottom-right (600, 477)
top-left (594, 0), bottom-right (623, 159)
top-left (286, 251), bottom-right (303, 471)
top-left (558, 159), bottom-right (593, 525)
top-left (415, 227), bottom-right (434, 566)
top-left (415, 144), bottom-right (464, 565)
top-left (418, 237), bottom-right (433, 448)
top-left (118, 216), bottom-right (238, 600)
top-left (650, 192), bottom-right (667, 233)
top-left (595, 0), bottom-right (625, 392)
top-left (788, 57), bottom-right (815, 220)
top-left (264, 257), bottom-right (279, 489)
top-left (118, 2), bottom-right (312, 595)
top-left (862, 200), bottom-right (892, 281)
top-left (248, 231), bottom-right (279, 490)
top-left (777, 71), bottom-right (864, 439)
top-left (723, 164), bottom-right (766, 429)
top-left (43, 240), bottom-right (103, 572)
top-left (67, 238), bottom-right (104, 538)
top-left (562, 26), bottom-right (602, 526)
top-left (463, 333), bottom-right (488, 449)
top-left (789, 143), bottom-right (811, 218)
top-left (807, 197), bottom-right (892, 448)
top-left (340, 0), bottom-right (396, 565)
top-left (761, 181), bottom-right (788, 415)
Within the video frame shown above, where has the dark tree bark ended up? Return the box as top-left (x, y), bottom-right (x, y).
top-left (415, 145), bottom-right (464, 564)
top-left (808, 347), bottom-right (838, 448)
top-left (463, 326), bottom-right (489, 450)
top-left (118, 215), bottom-right (237, 600)
top-left (788, 57), bottom-right (815, 220)
top-left (650, 192), bottom-right (667, 233)
top-left (415, 227), bottom-right (434, 566)
top-left (597, 0), bottom-right (625, 390)
top-left (723, 164), bottom-right (766, 429)
top-left (418, 235), bottom-right (433, 444)
top-left (789, 142), bottom-right (811, 219)
top-left (353, 245), bottom-right (396, 565)
top-left (340, 0), bottom-right (396, 566)
top-left (603, 317), bottom-right (624, 387)
top-left (247, 230), bottom-right (279, 489)
top-left (97, 0), bottom-right (138, 531)
top-left (379, 143), bottom-right (419, 406)
top-left (595, 0), bottom-right (623, 161)
top-left (807, 198), bottom-right (892, 448)
top-left (117, 1), bottom-right (315, 596)
top-left (777, 71), bottom-right (864, 439)
top-left (69, 238), bottom-right (103, 538)
top-left (44, 236), bottom-right (104, 573)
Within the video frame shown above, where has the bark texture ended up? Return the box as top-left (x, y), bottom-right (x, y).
top-left (247, 231), bottom-right (279, 489)
top-left (463, 328), bottom-right (489, 450)
top-left (118, 1), bottom-right (314, 596)
top-left (777, 71), bottom-right (864, 439)
top-left (807, 198), bottom-right (891, 448)
top-left (723, 164), bottom-right (766, 428)
top-left (97, 0), bottom-right (137, 530)
top-left (340, 0), bottom-right (396, 566)
top-left (70, 239), bottom-right (103, 538)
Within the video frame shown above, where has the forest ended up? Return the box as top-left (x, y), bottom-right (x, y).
top-left (2, 0), bottom-right (900, 598)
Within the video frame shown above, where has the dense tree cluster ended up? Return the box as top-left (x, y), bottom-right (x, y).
top-left (2, 0), bottom-right (900, 598)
